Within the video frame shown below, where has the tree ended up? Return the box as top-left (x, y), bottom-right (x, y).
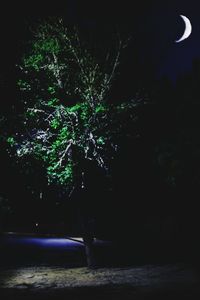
top-left (7, 19), bottom-right (140, 267)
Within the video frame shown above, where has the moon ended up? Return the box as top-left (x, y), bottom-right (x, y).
top-left (175, 15), bottom-right (192, 43)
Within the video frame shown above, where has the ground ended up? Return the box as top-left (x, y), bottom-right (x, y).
top-left (1, 263), bottom-right (200, 299)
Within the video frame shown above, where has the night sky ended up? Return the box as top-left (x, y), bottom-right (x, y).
top-left (1, 0), bottom-right (200, 88)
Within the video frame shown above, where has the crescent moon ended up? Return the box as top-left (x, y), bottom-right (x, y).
top-left (175, 15), bottom-right (192, 43)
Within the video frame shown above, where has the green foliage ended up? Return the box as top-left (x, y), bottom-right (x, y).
top-left (48, 86), bottom-right (56, 95)
top-left (7, 137), bottom-right (15, 146)
top-left (97, 137), bottom-right (105, 145)
top-left (17, 79), bottom-right (31, 91)
top-left (33, 37), bottom-right (60, 54)
top-left (8, 18), bottom-right (140, 193)
top-left (24, 53), bottom-right (44, 71)
top-left (50, 118), bottom-right (61, 129)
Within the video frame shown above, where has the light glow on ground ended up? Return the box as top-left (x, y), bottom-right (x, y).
top-left (4, 234), bottom-right (84, 249)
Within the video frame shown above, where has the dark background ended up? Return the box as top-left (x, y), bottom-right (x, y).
top-left (1, 0), bottom-right (200, 261)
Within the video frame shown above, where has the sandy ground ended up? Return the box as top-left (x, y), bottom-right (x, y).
top-left (0, 263), bottom-right (200, 299)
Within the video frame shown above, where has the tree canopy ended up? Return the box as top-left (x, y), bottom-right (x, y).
top-left (7, 19), bottom-right (140, 195)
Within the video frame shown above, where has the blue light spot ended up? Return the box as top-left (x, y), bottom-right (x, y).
top-left (5, 235), bottom-right (84, 250)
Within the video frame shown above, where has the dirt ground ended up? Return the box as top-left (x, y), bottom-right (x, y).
top-left (0, 263), bottom-right (200, 299)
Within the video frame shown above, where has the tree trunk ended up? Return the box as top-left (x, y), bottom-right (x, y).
top-left (76, 200), bottom-right (96, 268)
top-left (83, 234), bottom-right (96, 268)
top-left (75, 170), bottom-right (97, 268)
top-left (81, 213), bottom-right (96, 268)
